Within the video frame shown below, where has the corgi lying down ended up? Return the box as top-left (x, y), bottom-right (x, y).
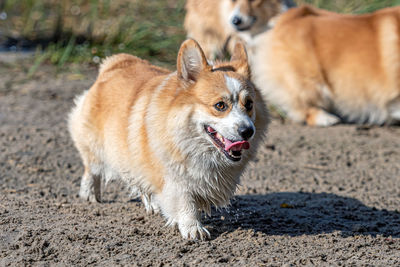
top-left (68, 39), bottom-right (268, 239)
top-left (251, 5), bottom-right (400, 126)
top-left (184, 0), bottom-right (295, 60)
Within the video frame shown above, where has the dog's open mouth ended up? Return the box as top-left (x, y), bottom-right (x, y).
top-left (205, 125), bottom-right (250, 162)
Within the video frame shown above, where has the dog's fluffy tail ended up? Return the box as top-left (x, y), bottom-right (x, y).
top-left (98, 53), bottom-right (139, 75)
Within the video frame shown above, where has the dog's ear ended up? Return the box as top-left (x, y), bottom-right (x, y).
top-left (231, 42), bottom-right (251, 79)
top-left (177, 39), bottom-right (210, 82)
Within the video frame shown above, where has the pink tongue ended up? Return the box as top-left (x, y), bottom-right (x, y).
top-left (224, 139), bottom-right (250, 151)
top-left (208, 126), bottom-right (250, 151)
top-left (207, 126), bottom-right (216, 133)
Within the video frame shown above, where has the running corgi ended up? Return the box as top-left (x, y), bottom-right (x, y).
top-left (251, 5), bottom-right (400, 126)
top-left (68, 39), bottom-right (268, 239)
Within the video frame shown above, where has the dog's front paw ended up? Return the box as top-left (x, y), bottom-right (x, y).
top-left (178, 220), bottom-right (211, 240)
top-left (307, 108), bottom-right (340, 127)
top-left (79, 187), bottom-right (101, 203)
top-left (79, 173), bottom-right (101, 203)
top-left (141, 194), bottom-right (160, 214)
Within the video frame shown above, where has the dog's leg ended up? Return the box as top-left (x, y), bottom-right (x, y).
top-left (306, 107), bottom-right (340, 127)
top-left (391, 109), bottom-right (400, 121)
top-left (156, 182), bottom-right (210, 240)
top-left (141, 193), bottom-right (160, 214)
top-left (389, 97), bottom-right (400, 121)
top-left (79, 167), bottom-right (101, 203)
top-left (177, 205), bottom-right (209, 240)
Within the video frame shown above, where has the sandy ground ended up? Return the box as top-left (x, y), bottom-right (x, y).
top-left (1, 58), bottom-right (400, 266)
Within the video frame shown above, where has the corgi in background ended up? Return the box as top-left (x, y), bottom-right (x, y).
top-left (68, 39), bottom-right (268, 239)
top-left (184, 0), bottom-right (296, 60)
top-left (251, 5), bottom-right (400, 126)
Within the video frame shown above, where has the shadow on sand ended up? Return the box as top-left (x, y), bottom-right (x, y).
top-left (204, 192), bottom-right (400, 238)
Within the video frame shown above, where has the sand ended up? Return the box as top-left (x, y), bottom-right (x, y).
top-left (1, 60), bottom-right (399, 266)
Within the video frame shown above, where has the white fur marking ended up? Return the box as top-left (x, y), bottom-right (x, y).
top-left (225, 75), bottom-right (242, 95)
top-left (391, 109), bottom-right (400, 120)
top-left (314, 110), bottom-right (340, 127)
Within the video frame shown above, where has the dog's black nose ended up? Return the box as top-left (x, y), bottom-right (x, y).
top-left (238, 127), bottom-right (254, 140)
top-left (232, 16), bottom-right (242, 26)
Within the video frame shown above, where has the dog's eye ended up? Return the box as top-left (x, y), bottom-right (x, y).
top-left (245, 100), bottom-right (253, 111)
top-left (215, 101), bottom-right (227, 111)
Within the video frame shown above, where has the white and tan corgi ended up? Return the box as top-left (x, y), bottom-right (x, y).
top-left (251, 5), bottom-right (400, 126)
top-left (184, 0), bottom-right (295, 60)
top-left (68, 39), bottom-right (268, 239)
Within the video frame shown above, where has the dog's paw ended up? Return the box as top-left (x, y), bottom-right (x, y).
top-left (179, 220), bottom-right (211, 240)
top-left (307, 109), bottom-right (340, 127)
top-left (79, 186), bottom-right (101, 203)
top-left (141, 194), bottom-right (160, 214)
top-left (79, 173), bottom-right (101, 203)
top-left (79, 190), bottom-right (100, 203)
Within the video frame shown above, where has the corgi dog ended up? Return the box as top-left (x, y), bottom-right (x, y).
top-left (68, 39), bottom-right (268, 239)
top-left (251, 5), bottom-right (400, 126)
top-left (184, 0), bottom-right (295, 60)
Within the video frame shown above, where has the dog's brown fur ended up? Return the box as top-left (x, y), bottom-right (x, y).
top-left (251, 5), bottom-right (400, 126)
top-left (69, 39), bottom-right (268, 239)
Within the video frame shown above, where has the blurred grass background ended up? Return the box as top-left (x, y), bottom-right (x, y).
top-left (299, 0), bottom-right (400, 13)
top-left (0, 0), bottom-right (399, 69)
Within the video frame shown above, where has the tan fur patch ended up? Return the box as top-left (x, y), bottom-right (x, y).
top-left (251, 5), bottom-right (400, 125)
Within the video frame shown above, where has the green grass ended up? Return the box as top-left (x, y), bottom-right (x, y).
top-left (297, 0), bottom-right (400, 13)
top-left (1, 0), bottom-right (400, 70)
top-left (2, 0), bottom-right (186, 68)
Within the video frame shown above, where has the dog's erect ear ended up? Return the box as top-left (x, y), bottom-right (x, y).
top-left (231, 42), bottom-right (251, 79)
top-left (177, 39), bottom-right (210, 82)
